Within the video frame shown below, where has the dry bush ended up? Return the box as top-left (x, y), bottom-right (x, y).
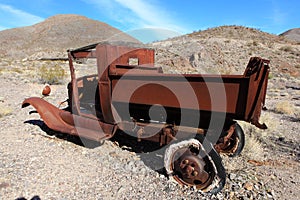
top-left (279, 45), bottom-right (293, 53)
top-left (274, 101), bottom-right (295, 115)
top-left (244, 134), bottom-right (265, 160)
top-left (238, 112), bottom-right (279, 160)
top-left (0, 105), bottom-right (12, 118)
top-left (11, 67), bottom-right (23, 74)
top-left (238, 122), bottom-right (265, 160)
top-left (38, 63), bottom-right (66, 85)
top-left (294, 108), bottom-right (300, 120)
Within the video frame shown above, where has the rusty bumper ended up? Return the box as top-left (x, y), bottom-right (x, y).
top-left (22, 97), bottom-right (116, 141)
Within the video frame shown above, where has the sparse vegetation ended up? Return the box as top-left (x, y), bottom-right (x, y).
top-left (38, 63), bottom-right (66, 85)
top-left (11, 67), bottom-right (23, 74)
top-left (0, 105), bottom-right (12, 118)
top-left (274, 101), bottom-right (295, 115)
top-left (238, 112), bottom-right (280, 160)
top-left (268, 73), bottom-right (274, 79)
top-left (279, 45), bottom-right (293, 53)
top-left (252, 40), bottom-right (259, 46)
top-left (244, 134), bottom-right (265, 160)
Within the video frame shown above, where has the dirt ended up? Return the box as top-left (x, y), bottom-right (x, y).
top-left (0, 58), bottom-right (299, 199)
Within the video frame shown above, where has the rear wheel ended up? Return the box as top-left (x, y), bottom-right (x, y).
top-left (164, 139), bottom-right (226, 194)
top-left (215, 122), bottom-right (245, 157)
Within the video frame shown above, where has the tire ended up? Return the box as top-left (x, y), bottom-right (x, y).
top-left (164, 139), bottom-right (226, 194)
top-left (206, 144), bottom-right (226, 194)
top-left (230, 123), bottom-right (245, 157)
top-left (216, 122), bottom-right (245, 157)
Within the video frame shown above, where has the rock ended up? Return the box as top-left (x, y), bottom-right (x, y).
top-left (229, 173), bottom-right (237, 180)
top-left (280, 92), bottom-right (289, 96)
top-left (243, 182), bottom-right (254, 191)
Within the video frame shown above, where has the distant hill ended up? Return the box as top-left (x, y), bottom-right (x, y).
top-left (279, 28), bottom-right (300, 42)
top-left (151, 25), bottom-right (300, 77)
top-left (0, 17), bottom-right (299, 78)
top-left (0, 14), bottom-right (140, 59)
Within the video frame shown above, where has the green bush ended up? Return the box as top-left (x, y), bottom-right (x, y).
top-left (38, 64), bottom-right (66, 85)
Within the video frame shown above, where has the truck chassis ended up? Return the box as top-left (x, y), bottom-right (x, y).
top-left (22, 43), bottom-right (270, 193)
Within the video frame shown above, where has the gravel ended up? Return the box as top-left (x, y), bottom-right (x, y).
top-left (0, 65), bottom-right (299, 200)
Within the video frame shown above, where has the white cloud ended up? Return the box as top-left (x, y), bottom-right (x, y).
top-left (83, 0), bottom-right (186, 33)
top-left (0, 4), bottom-right (44, 29)
top-left (115, 0), bottom-right (168, 26)
top-left (81, 0), bottom-right (186, 42)
top-left (271, 8), bottom-right (287, 25)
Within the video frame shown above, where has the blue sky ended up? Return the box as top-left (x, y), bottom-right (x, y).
top-left (0, 0), bottom-right (299, 42)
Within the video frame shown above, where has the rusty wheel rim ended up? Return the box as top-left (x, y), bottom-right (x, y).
top-left (216, 132), bottom-right (239, 154)
top-left (170, 146), bottom-right (215, 190)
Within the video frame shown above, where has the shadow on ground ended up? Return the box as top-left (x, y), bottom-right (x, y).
top-left (24, 120), bottom-right (167, 173)
top-left (24, 120), bottom-right (102, 148)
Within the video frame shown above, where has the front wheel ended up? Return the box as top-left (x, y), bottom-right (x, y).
top-left (164, 139), bottom-right (226, 194)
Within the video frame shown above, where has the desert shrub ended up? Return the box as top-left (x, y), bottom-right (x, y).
top-left (268, 73), bottom-right (274, 79)
top-left (267, 41), bottom-right (274, 48)
top-left (11, 67), bottom-right (23, 74)
top-left (252, 40), bottom-right (259, 46)
top-left (38, 64), bottom-right (66, 84)
top-left (279, 45), bottom-right (293, 53)
top-left (0, 105), bottom-right (12, 118)
top-left (238, 113), bottom-right (279, 160)
top-left (244, 134), bottom-right (265, 160)
top-left (274, 101), bottom-right (295, 115)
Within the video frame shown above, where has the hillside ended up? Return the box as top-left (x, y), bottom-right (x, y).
top-left (152, 26), bottom-right (300, 78)
top-left (0, 14), bottom-right (140, 59)
top-left (280, 28), bottom-right (300, 42)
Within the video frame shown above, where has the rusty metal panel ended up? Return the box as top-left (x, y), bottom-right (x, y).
top-left (108, 55), bottom-right (269, 129)
top-left (22, 44), bottom-right (269, 142)
top-left (96, 45), bottom-right (155, 124)
top-left (110, 75), bottom-right (242, 117)
top-left (22, 97), bottom-right (116, 141)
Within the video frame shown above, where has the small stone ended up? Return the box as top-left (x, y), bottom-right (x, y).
top-left (243, 182), bottom-right (254, 191)
top-left (229, 173), bottom-right (237, 180)
top-left (109, 151), bottom-right (118, 157)
top-left (280, 92), bottom-right (289, 96)
top-left (267, 193), bottom-right (273, 199)
top-left (0, 182), bottom-right (10, 189)
top-left (117, 186), bottom-right (126, 194)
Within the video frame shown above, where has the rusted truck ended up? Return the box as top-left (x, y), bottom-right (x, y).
top-left (22, 43), bottom-right (270, 193)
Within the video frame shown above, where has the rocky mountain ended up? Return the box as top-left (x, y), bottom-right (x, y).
top-left (151, 26), bottom-right (300, 78)
top-left (1, 15), bottom-right (299, 79)
top-left (280, 28), bottom-right (300, 42)
top-left (0, 14), bottom-right (140, 59)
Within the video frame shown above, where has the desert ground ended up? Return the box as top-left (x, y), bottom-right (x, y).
top-left (0, 54), bottom-right (299, 200)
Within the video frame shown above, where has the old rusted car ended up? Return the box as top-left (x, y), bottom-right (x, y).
top-left (22, 43), bottom-right (270, 193)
